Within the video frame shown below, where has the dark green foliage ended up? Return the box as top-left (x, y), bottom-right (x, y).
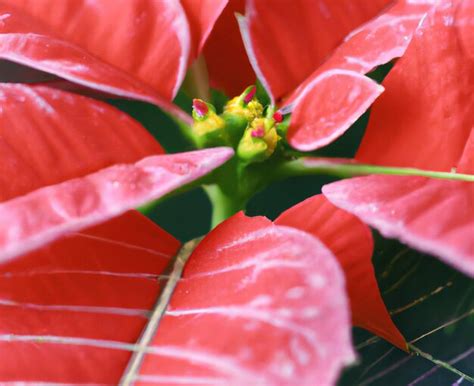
top-left (340, 235), bottom-right (474, 385)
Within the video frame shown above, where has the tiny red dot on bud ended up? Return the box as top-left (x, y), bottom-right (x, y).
top-left (251, 126), bottom-right (265, 138)
top-left (243, 86), bottom-right (257, 104)
top-left (193, 99), bottom-right (208, 117)
top-left (273, 111), bottom-right (283, 123)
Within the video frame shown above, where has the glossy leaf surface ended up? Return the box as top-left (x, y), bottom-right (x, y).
top-left (276, 195), bottom-right (406, 350)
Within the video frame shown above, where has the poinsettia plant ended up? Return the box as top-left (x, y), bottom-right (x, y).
top-left (0, 0), bottom-right (472, 385)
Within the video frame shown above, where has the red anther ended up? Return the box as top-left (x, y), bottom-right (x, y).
top-left (243, 86), bottom-right (257, 104)
top-left (251, 126), bottom-right (265, 138)
top-left (192, 99), bottom-right (208, 117)
top-left (273, 111), bottom-right (283, 123)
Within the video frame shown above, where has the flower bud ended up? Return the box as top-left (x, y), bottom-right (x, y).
top-left (224, 85), bottom-right (263, 121)
top-left (191, 99), bottom-right (227, 148)
top-left (222, 86), bottom-right (264, 146)
top-left (269, 108), bottom-right (289, 137)
top-left (192, 99), bottom-right (210, 120)
top-left (237, 118), bottom-right (280, 163)
top-left (273, 111), bottom-right (283, 123)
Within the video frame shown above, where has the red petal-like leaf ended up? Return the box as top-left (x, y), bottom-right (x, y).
top-left (323, 2), bottom-right (474, 278)
top-left (310, 0), bottom-right (436, 78)
top-left (0, 1), bottom-right (191, 120)
top-left (0, 211), bottom-right (180, 384)
top-left (129, 213), bottom-right (355, 384)
top-left (181, 0), bottom-right (228, 62)
top-left (276, 195), bottom-right (406, 350)
top-left (323, 176), bottom-right (474, 278)
top-left (0, 84), bottom-right (162, 201)
top-left (458, 0), bottom-right (474, 59)
top-left (457, 130), bottom-right (474, 174)
top-left (203, 0), bottom-right (256, 96)
top-left (356, 0), bottom-right (473, 171)
top-left (287, 70), bottom-right (384, 151)
top-left (0, 83), bottom-right (232, 262)
top-left (282, 0), bottom-right (435, 151)
top-left (240, 0), bottom-right (390, 103)
top-left (0, 146), bottom-right (233, 264)
top-left (0, 212), bottom-right (354, 384)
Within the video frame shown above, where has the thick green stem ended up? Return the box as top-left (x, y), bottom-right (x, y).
top-left (204, 184), bottom-right (248, 229)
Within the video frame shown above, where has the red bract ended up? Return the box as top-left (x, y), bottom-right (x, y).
top-left (0, 211), bottom-right (354, 384)
top-left (180, 0), bottom-right (228, 63)
top-left (324, 176), bottom-right (474, 277)
top-left (286, 71), bottom-right (384, 151)
top-left (0, 83), bottom-right (233, 263)
top-left (203, 0), bottom-right (256, 96)
top-left (236, 0), bottom-right (435, 150)
top-left (0, 0), bottom-right (227, 122)
top-left (1, 0), bottom-right (468, 382)
top-left (0, 0), bottom-right (434, 148)
top-left (241, 0), bottom-right (389, 101)
top-left (0, 212), bottom-right (180, 384)
top-left (0, 84), bottom-right (162, 200)
top-left (136, 213), bottom-right (354, 385)
top-left (276, 195), bottom-right (406, 350)
top-left (324, 0), bottom-right (474, 277)
top-left (0, 69), bottom-right (355, 384)
top-left (357, 2), bottom-right (473, 170)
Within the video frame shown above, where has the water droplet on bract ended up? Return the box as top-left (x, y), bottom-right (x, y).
top-left (172, 161), bottom-right (192, 175)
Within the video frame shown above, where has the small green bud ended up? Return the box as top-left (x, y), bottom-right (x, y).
top-left (224, 85), bottom-right (263, 122)
top-left (237, 118), bottom-right (280, 163)
top-left (191, 99), bottom-right (227, 148)
top-left (221, 113), bottom-right (248, 146)
top-left (221, 86), bottom-right (264, 146)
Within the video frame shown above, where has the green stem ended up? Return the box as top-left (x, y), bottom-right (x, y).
top-left (204, 184), bottom-right (248, 229)
top-left (277, 159), bottom-right (474, 182)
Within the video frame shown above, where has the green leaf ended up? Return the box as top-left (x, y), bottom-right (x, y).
top-left (339, 234), bottom-right (474, 385)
